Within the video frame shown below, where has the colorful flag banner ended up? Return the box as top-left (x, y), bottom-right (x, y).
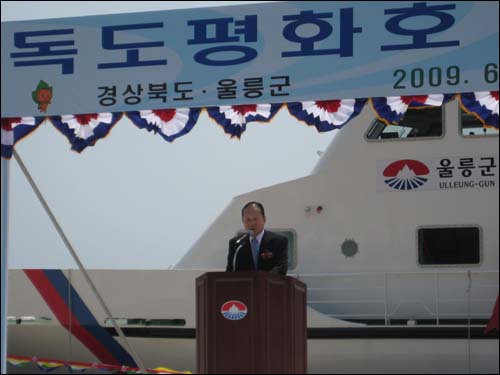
top-left (7, 355), bottom-right (192, 374)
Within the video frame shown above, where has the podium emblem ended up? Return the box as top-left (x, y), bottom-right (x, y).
top-left (221, 300), bottom-right (248, 320)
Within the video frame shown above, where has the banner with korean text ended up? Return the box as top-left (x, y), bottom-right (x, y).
top-left (1, 1), bottom-right (498, 118)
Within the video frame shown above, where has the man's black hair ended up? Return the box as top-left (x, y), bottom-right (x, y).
top-left (241, 201), bottom-right (266, 218)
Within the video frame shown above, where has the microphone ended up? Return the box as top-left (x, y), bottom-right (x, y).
top-left (233, 230), bottom-right (251, 271)
top-left (236, 230), bottom-right (251, 244)
top-left (233, 243), bottom-right (244, 271)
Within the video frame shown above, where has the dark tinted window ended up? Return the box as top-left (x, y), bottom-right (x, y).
top-left (278, 230), bottom-right (297, 269)
top-left (418, 227), bottom-right (480, 265)
top-left (367, 107), bottom-right (443, 140)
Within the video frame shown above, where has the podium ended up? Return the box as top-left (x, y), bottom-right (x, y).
top-left (196, 271), bottom-right (307, 374)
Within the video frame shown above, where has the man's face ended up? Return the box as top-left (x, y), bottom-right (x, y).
top-left (242, 205), bottom-right (266, 236)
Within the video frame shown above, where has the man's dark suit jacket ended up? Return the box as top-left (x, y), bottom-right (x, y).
top-left (226, 230), bottom-right (288, 275)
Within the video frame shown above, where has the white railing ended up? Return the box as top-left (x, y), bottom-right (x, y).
top-left (291, 270), bottom-right (499, 325)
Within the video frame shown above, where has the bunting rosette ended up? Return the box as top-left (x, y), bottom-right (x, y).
top-left (459, 91), bottom-right (499, 130)
top-left (371, 94), bottom-right (455, 125)
top-left (1, 116), bottom-right (45, 159)
top-left (127, 108), bottom-right (201, 142)
top-left (207, 103), bottom-right (282, 138)
top-left (287, 99), bottom-right (367, 132)
top-left (50, 113), bottom-right (121, 152)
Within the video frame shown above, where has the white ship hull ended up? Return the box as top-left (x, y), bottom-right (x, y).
top-left (7, 101), bottom-right (499, 373)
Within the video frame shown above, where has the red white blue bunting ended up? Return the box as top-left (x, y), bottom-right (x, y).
top-left (50, 113), bottom-right (121, 152)
top-left (371, 94), bottom-right (455, 125)
top-left (459, 91), bottom-right (499, 129)
top-left (2, 93), bottom-right (498, 160)
top-left (127, 108), bottom-right (201, 142)
top-left (1, 116), bottom-right (45, 159)
top-left (207, 104), bottom-right (281, 138)
top-left (287, 99), bottom-right (367, 132)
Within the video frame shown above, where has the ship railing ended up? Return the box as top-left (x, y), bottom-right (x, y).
top-left (291, 270), bottom-right (499, 326)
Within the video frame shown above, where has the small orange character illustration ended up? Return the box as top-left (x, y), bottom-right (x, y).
top-left (32, 81), bottom-right (53, 113)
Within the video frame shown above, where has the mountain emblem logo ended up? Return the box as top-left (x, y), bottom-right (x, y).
top-left (383, 159), bottom-right (430, 190)
top-left (221, 300), bottom-right (248, 320)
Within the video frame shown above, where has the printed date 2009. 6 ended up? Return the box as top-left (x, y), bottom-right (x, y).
top-left (393, 63), bottom-right (498, 89)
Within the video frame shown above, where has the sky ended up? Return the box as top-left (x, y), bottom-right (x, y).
top-left (1, 1), bottom-right (337, 269)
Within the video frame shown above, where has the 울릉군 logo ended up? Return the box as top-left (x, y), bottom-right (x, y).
top-left (221, 300), bottom-right (248, 320)
top-left (383, 159), bottom-right (430, 190)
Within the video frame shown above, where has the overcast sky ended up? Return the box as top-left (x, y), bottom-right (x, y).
top-left (2, 1), bottom-right (337, 269)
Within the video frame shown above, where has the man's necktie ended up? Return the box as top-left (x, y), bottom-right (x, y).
top-left (251, 238), bottom-right (259, 269)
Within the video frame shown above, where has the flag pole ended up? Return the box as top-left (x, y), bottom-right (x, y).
top-left (1, 158), bottom-right (10, 374)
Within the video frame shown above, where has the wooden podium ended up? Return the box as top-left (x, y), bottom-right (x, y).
top-left (196, 271), bottom-right (307, 374)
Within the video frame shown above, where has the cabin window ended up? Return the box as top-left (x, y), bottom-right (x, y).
top-left (366, 106), bottom-right (443, 140)
top-left (460, 108), bottom-right (499, 137)
top-left (418, 226), bottom-right (481, 265)
top-left (276, 230), bottom-right (297, 270)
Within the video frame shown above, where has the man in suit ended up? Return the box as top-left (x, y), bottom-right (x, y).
top-left (226, 201), bottom-right (288, 275)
